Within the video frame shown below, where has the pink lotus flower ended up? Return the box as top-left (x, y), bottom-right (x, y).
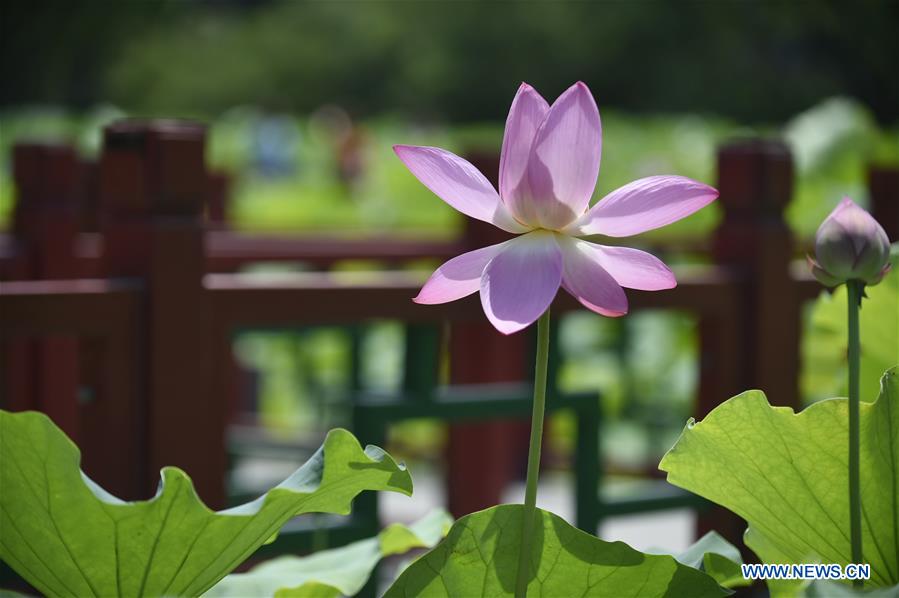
top-left (808, 197), bottom-right (892, 288)
top-left (395, 82), bottom-right (719, 334)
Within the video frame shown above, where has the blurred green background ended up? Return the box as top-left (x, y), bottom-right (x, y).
top-left (2, 0), bottom-right (897, 483)
top-left (3, 0), bottom-right (898, 122)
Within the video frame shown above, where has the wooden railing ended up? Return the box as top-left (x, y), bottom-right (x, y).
top-left (1, 120), bottom-right (896, 556)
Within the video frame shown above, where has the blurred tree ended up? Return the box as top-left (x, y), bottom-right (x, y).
top-left (3, 0), bottom-right (897, 124)
top-left (0, 0), bottom-right (186, 109)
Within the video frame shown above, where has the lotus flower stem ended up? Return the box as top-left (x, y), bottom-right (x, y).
top-left (847, 280), bottom-right (863, 585)
top-left (516, 308), bottom-right (551, 597)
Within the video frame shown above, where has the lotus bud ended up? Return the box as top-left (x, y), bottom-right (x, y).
top-left (808, 197), bottom-right (892, 287)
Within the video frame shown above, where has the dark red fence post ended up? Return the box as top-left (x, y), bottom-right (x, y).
top-left (868, 165), bottom-right (899, 241)
top-left (99, 120), bottom-right (223, 507)
top-left (700, 139), bottom-right (797, 548)
top-left (206, 171), bottom-right (231, 230)
top-left (445, 152), bottom-right (530, 517)
top-left (713, 139), bottom-right (798, 406)
top-left (4, 144), bottom-right (82, 438)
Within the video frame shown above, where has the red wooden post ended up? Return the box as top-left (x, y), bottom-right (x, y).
top-left (446, 152), bottom-right (531, 517)
top-left (77, 159), bottom-right (101, 234)
top-left (206, 171), bottom-right (230, 230)
top-left (4, 143), bottom-right (81, 439)
top-left (868, 165), bottom-right (899, 241)
top-left (699, 139), bottom-right (797, 548)
top-left (204, 169), bottom-right (242, 429)
top-left (713, 139), bottom-right (798, 406)
top-left (99, 120), bottom-right (224, 507)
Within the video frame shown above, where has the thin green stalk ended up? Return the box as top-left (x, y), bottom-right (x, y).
top-left (847, 280), bottom-right (863, 586)
top-left (515, 308), bottom-right (551, 598)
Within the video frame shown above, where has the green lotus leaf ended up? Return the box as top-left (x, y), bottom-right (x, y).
top-left (207, 508), bottom-right (452, 597)
top-left (662, 531), bottom-right (748, 589)
top-left (383, 504), bottom-right (728, 597)
top-left (805, 579), bottom-right (899, 597)
top-left (660, 367), bottom-right (898, 591)
top-left (0, 410), bottom-right (412, 597)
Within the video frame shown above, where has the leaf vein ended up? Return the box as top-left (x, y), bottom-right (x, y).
top-left (137, 477), bottom-right (182, 597)
top-left (43, 456), bottom-right (100, 597)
